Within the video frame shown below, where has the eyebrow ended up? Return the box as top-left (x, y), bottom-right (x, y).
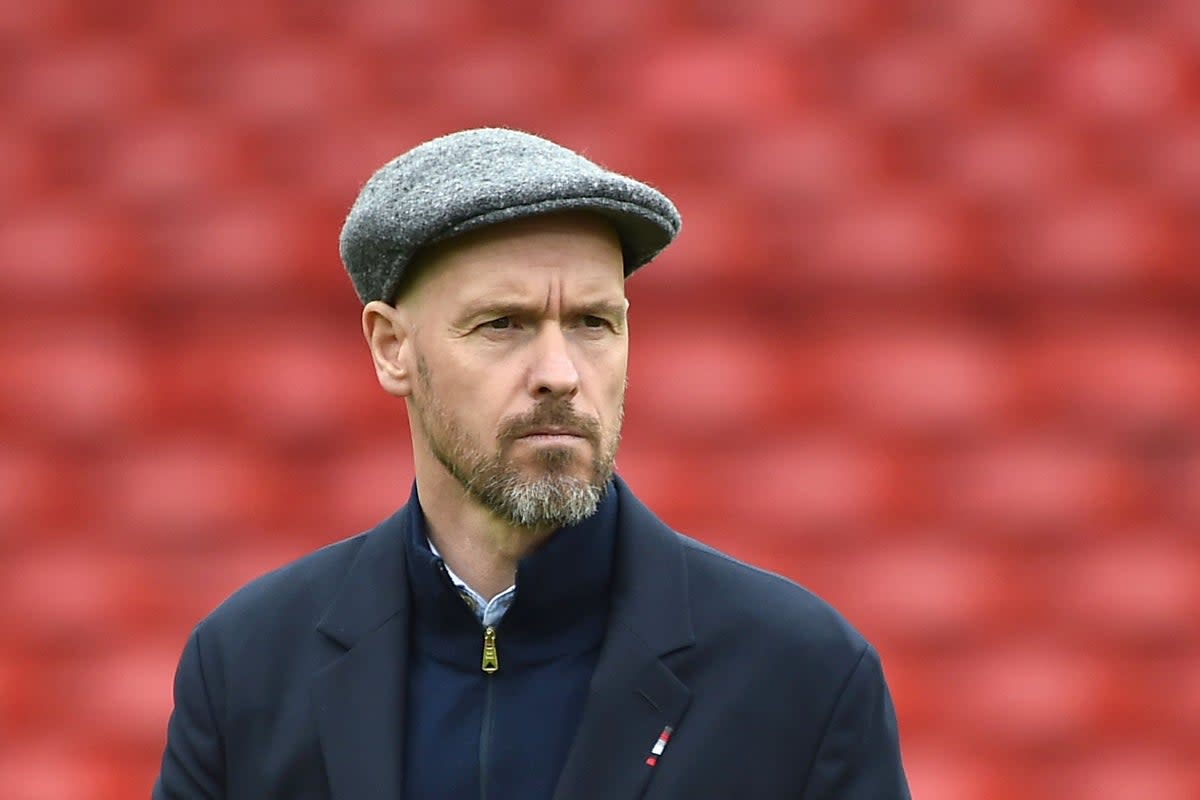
top-left (457, 297), bottom-right (628, 322)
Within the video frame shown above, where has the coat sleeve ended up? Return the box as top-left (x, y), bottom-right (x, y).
top-left (801, 644), bottom-right (911, 800)
top-left (153, 626), bottom-right (226, 799)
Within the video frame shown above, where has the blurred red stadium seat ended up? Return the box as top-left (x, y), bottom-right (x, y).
top-left (738, 114), bottom-right (884, 207)
top-left (1166, 655), bottom-right (1200, 740)
top-left (541, 1), bottom-right (679, 49)
top-left (1021, 190), bottom-right (1180, 291)
top-left (825, 323), bottom-right (1011, 438)
top-left (218, 46), bottom-right (367, 125)
top-left (1149, 116), bottom-right (1200, 207)
top-left (625, 324), bottom-right (780, 442)
top-left (807, 188), bottom-right (970, 291)
top-left (143, 318), bottom-right (390, 447)
top-left (1172, 452), bottom-right (1200, 523)
top-left (104, 113), bottom-right (239, 208)
top-left (431, 40), bottom-right (576, 126)
top-left (95, 438), bottom-right (283, 540)
top-left (946, 117), bottom-right (1082, 207)
top-left (945, 0), bottom-right (1059, 53)
top-left (0, 652), bottom-right (49, 735)
top-left (0, 447), bottom-right (65, 537)
top-left (139, 201), bottom-right (322, 300)
top-left (0, 206), bottom-right (139, 302)
top-left (934, 641), bottom-right (1110, 749)
top-left (938, 435), bottom-right (1133, 538)
top-left (0, 740), bottom-right (101, 800)
top-left (221, 328), bottom-right (385, 447)
top-left (900, 742), bottom-right (1006, 800)
top-left (315, 446), bottom-right (419, 533)
top-left (718, 434), bottom-right (896, 534)
top-left (1047, 536), bottom-right (1200, 646)
top-left (848, 35), bottom-right (971, 127)
top-left (1050, 748), bottom-right (1200, 800)
top-left (1026, 320), bottom-right (1199, 437)
top-left (714, 0), bottom-right (870, 46)
top-left (1054, 34), bottom-right (1187, 127)
top-left (60, 639), bottom-right (181, 747)
top-left (16, 43), bottom-right (157, 124)
top-left (146, 0), bottom-right (312, 44)
top-left (831, 541), bottom-right (1014, 646)
top-left (633, 37), bottom-right (802, 128)
top-left (624, 185), bottom-right (771, 292)
top-left (0, 128), bottom-right (45, 211)
top-left (0, 323), bottom-right (146, 445)
top-left (0, 548), bottom-right (142, 651)
top-left (343, 0), bottom-right (486, 46)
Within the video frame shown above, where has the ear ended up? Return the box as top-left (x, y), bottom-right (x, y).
top-left (362, 301), bottom-right (415, 398)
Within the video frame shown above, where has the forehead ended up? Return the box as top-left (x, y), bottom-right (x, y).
top-left (405, 213), bottom-right (627, 307)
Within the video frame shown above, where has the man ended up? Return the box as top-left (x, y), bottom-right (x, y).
top-left (154, 128), bottom-right (910, 799)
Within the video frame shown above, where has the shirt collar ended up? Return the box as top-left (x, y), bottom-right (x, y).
top-left (403, 482), bottom-right (619, 667)
top-left (426, 536), bottom-right (516, 627)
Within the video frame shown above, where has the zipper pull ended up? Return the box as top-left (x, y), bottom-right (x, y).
top-left (481, 625), bottom-right (500, 674)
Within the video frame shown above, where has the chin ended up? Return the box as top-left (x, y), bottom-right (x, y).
top-left (522, 454), bottom-right (592, 480)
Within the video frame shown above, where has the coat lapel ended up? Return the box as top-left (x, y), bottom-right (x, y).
top-left (552, 480), bottom-right (696, 800)
top-left (313, 506), bottom-right (413, 800)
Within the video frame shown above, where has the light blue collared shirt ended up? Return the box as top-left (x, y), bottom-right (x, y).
top-left (427, 538), bottom-right (516, 627)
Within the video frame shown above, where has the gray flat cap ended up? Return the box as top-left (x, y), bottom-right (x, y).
top-left (339, 127), bottom-right (682, 304)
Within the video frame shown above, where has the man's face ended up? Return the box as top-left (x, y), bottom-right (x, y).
top-left (398, 212), bottom-right (629, 530)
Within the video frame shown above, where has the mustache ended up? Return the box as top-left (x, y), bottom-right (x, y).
top-left (500, 401), bottom-right (602, 443)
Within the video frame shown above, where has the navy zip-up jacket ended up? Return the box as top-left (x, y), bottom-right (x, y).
top-left (402, 486), bottom-right (617, 799)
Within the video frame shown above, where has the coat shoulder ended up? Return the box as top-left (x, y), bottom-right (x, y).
top-left (196, 530), bottom-right (370, 646)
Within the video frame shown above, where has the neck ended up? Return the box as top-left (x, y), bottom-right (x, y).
top-left (413, 454), bottom-right (554, 601)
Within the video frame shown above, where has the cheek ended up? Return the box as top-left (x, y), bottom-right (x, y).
top-left (596, 354), bottom-right (628, 416)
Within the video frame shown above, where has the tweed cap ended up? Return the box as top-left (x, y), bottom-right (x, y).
top-left (339, 128), bottom-right (682, 304)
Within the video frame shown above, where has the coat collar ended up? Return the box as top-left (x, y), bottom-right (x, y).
top-left (551, 475), bottom-right (696, 800)
top-left (313, 503), bottom-right (413, 800)
top-left (315, 503), bottom-right (413, 649)
top-left (605, 476), bottom-right (695, 657)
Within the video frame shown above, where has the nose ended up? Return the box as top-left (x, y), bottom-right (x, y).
top-left (528, 324), bottom-right (580, 399)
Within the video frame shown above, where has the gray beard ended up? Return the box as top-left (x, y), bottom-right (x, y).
top-left (458, 463), bottom-right (608, 531)
top-left (412, 357), bottom-right (620, 530)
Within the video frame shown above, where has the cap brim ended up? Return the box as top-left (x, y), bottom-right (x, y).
top-left (429, 195), bottom-right (678, 275)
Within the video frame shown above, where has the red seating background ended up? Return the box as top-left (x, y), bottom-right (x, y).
top-left (2, 1), bottom-right (1198, 797)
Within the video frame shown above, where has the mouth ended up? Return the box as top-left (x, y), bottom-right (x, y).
top-left (512, 427), bottom-right (590, 445)
top-left (517, 431), bottom-right (585, 441)
top-left (518, 427), bottom-right (584, 437)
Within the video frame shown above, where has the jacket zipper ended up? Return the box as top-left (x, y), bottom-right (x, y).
top-left (481, 625), bottom-right (499, 673)
top-left (479, 625), bottom-right (499, 800)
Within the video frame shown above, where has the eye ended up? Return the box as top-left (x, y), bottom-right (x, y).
top-left (483, 317), bottom-right (513, 330)
top-left (581, 315), bottom-right (608, 329)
